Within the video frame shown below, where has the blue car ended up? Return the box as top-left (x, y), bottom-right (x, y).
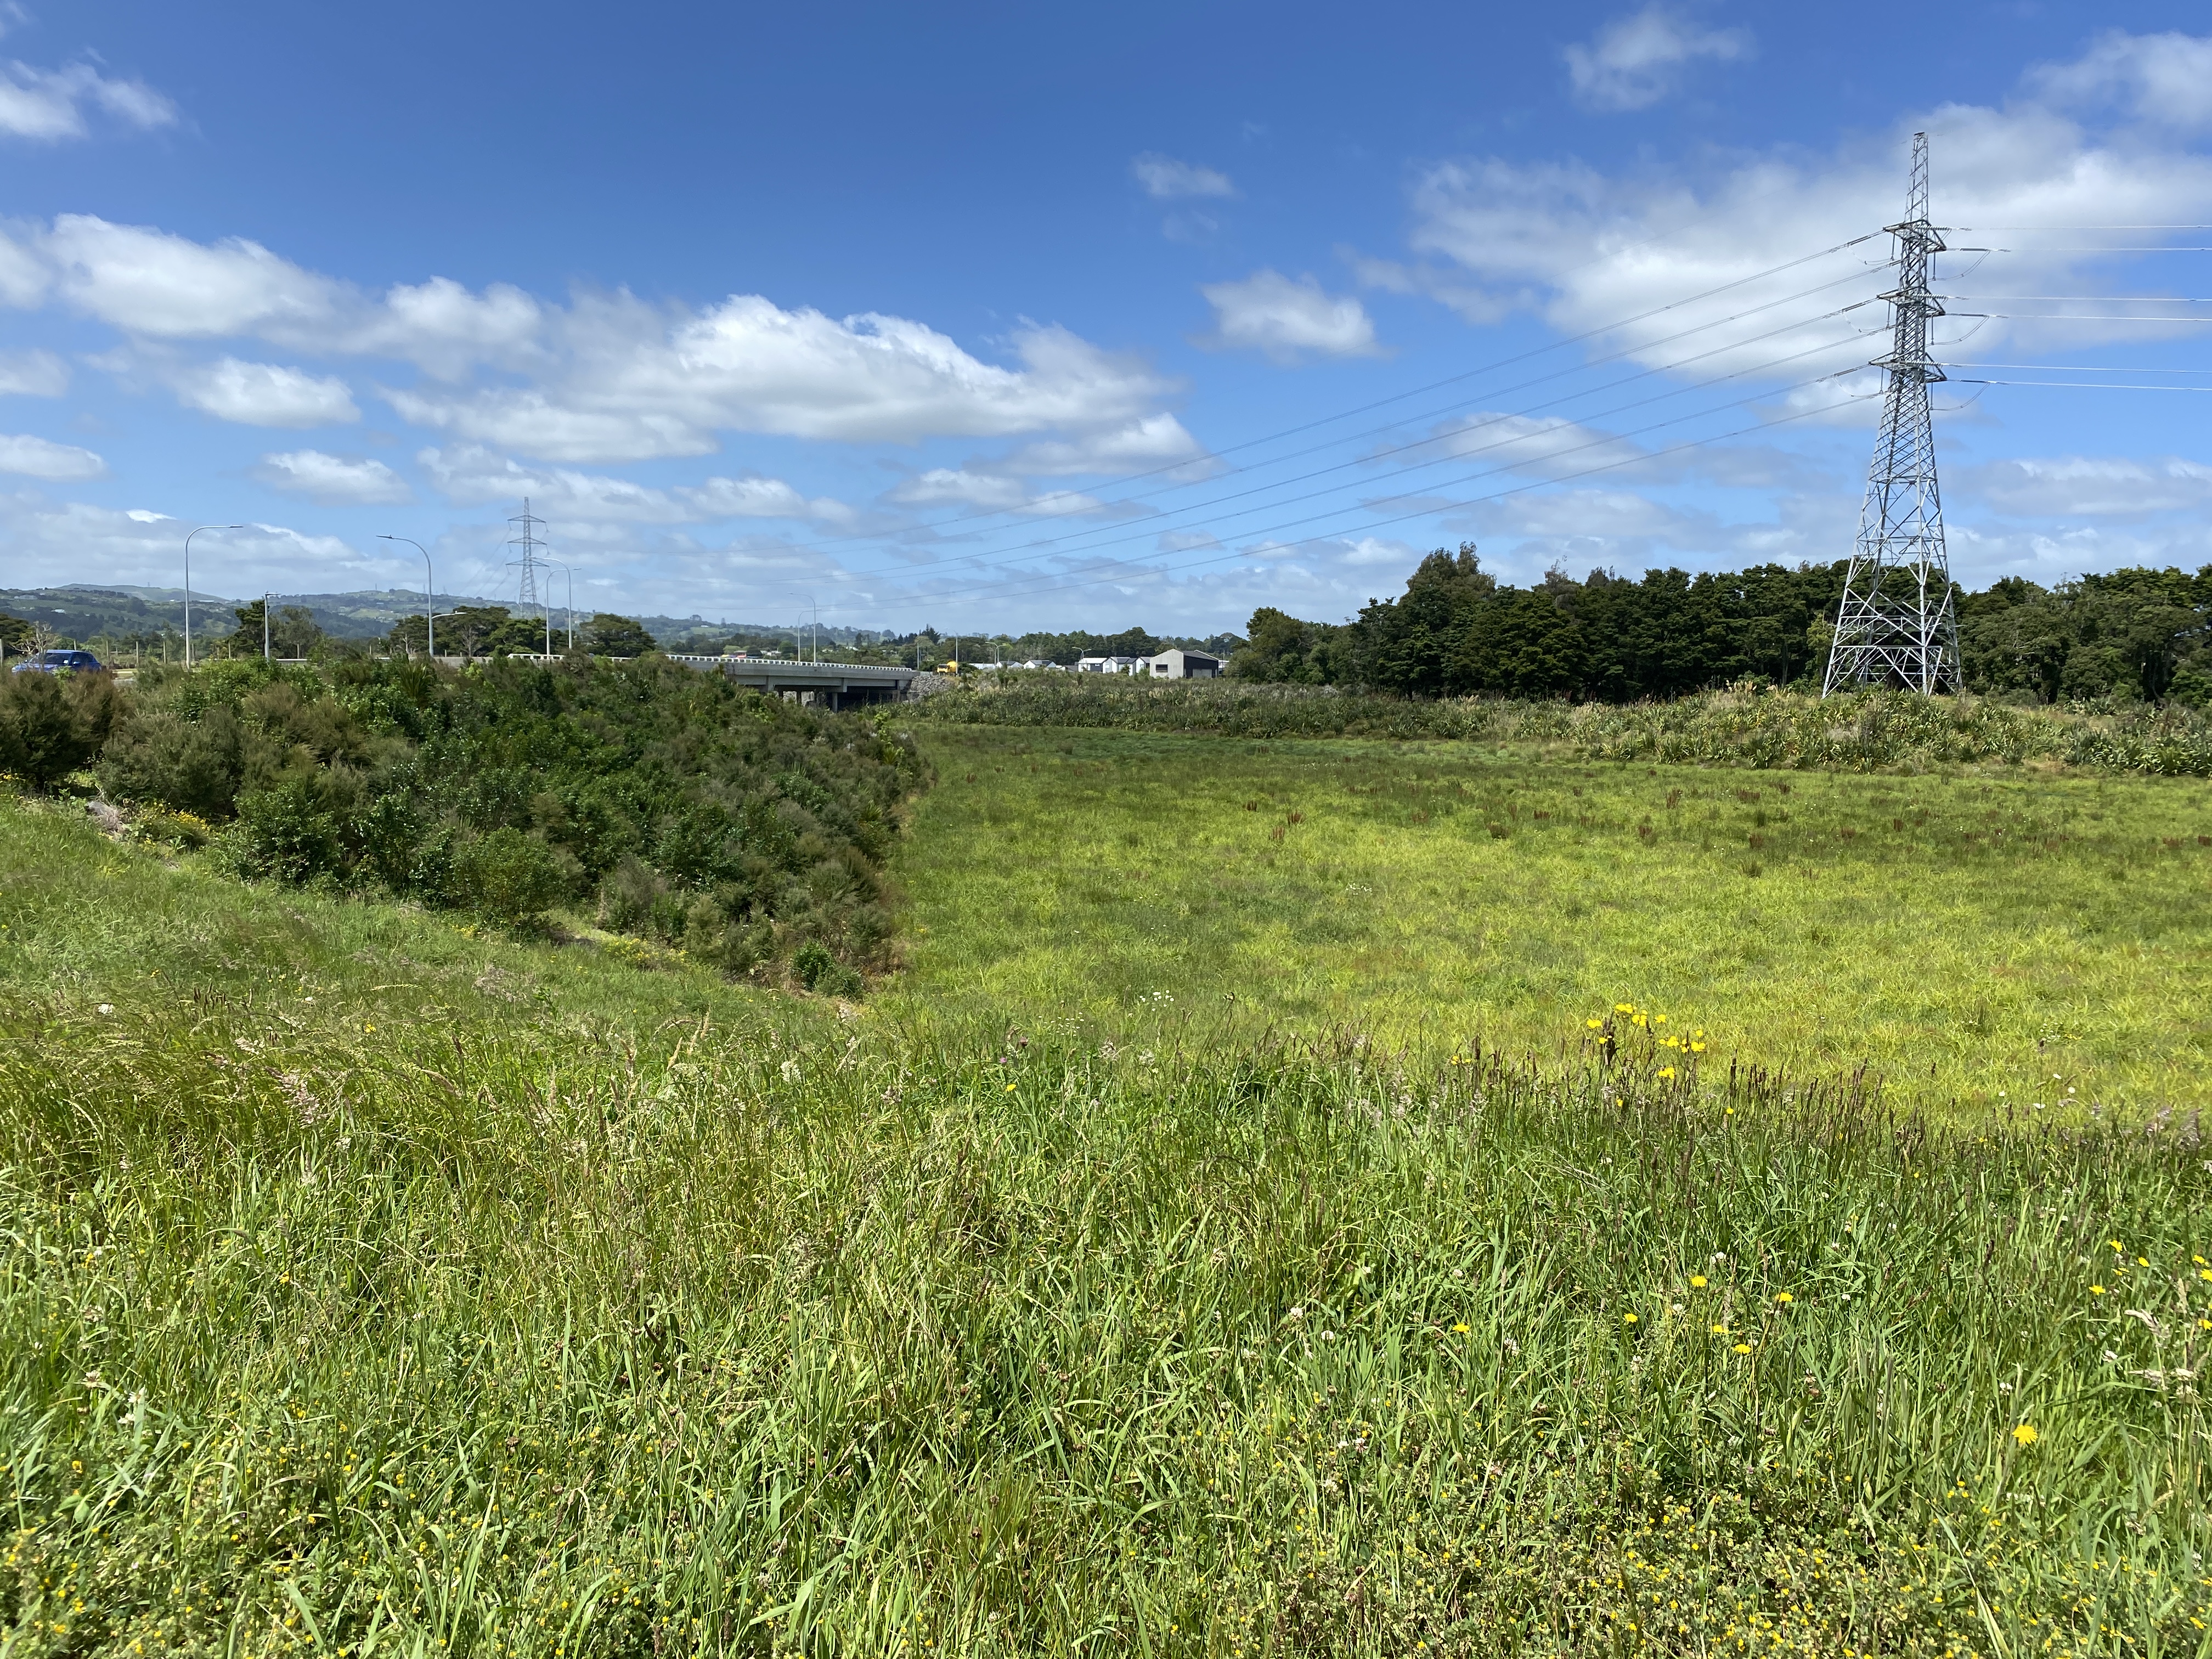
top-left (10, 648), bottom-right (104, 674)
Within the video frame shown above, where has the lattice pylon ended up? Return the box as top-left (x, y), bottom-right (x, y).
top-left (1822, 132), bottom-right (1961, 697)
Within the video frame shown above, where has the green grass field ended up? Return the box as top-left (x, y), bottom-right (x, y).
top-left (889, 726), bottom-right (2212, 1114)
top-left (4, 727), bottom-right (2211, 1656)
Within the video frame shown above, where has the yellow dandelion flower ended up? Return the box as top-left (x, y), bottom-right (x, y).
top-left (1775, 1292), bottom-right (1793, 1305)
top-left (2199, 1269), bottom-right (2211, 1283)
top-left (2011, 1424), bottom-right (2038, 1447)
top-left (1690, 1041), bottom-right (1707, 1053)
top-left (1733, 1343), bottom-right (1752, 1354)
top-left (1586, 1018), bottom-right (1604, 1030)
top-left (2091, 1285), bottom-right (2106, 1295)
top-left (1452, 1322), bottom-right (1469, 1334)
top-left (1657, 1066), bottom-right (1675, 1080)
top-left (1710, 1323), bottom-right (1726, 1335)
top-left (1005, 1083), bottom-right (1017, 1092)
top-left (1615, 1003), bottom-right (1634, 1014)
top-left (1623, 1312), bottom-right (1637, 1324)
top-left (1690, 1274), bottom-right (1707, 1289)
top-left (1652, 1013), bottom-right (1667, 1024)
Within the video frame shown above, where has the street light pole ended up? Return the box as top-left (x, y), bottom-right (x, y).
top-left (183, 525), bottom-right (244, 671)
top-left (377, 534), bottom-right (435, 659)
top-left (263, 594), bottom-right (272, 662)
top-left (546, 558), bottom-right (575, 651)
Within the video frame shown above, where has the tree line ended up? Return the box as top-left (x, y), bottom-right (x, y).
top-left (1230, 548), bottom-right (2212, 706)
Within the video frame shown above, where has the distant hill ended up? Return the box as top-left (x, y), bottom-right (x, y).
top-left (0, 585), bottom-right (868, 647)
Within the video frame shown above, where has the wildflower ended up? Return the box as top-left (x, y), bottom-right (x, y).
top-left (2012, 1424), bottom-right (2039, 1448)
top-left (1775, 1293), bottom-right (1793, 1305)
top-left (1733, 1343), bottom-right (1752, 1354)
top-left (1710, 1323), bottom-right (1727, 1335)
top-left (1690, 1041), bottom-right (1706, 1054)
top-left (2091, 1285), bottom-right (2106, 1295)
top-left (1615, 1003), bottom-right (1633, 1014)
top-left (1586, 1018), bottom-right (1602, 1030)
top-left (1690, 1275), bottom-right (1707, 1289)
top-left (1005, 1083), bottom-right (1017, 1092)
top-left (1657, 1066), bottom-right (1675, 1080)
top-left (1623, 1313), bottom-right (1638, 1325)
top-left (2200, 1269), bottom-right (2211, 1283)
top-left (1452, 1322), bottom-right (1469, 1334)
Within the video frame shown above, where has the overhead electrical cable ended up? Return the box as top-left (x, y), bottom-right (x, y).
top-left (776, 232), bottom-right (1893, 551)
top-left (933, 323), bottom-right (1886, 578)
top-left (904, 363), bottom-right (1874, 604)
top-left (828, 291), bottom-right (1889, 584)
top-left (1949, 379), bottom-right (2212, 392)
top-left (907, 391), bottom-right (1884, 610)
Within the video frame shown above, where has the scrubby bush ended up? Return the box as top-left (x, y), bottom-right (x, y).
top-left (0, 667), bottom-right (126, 788)
top-left (93, 654), bottom-right (927, 985)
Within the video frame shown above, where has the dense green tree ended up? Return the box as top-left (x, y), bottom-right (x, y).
top-left (583, 613), bottom-right (658, 657)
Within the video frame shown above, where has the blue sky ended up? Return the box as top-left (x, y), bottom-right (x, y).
top-left (3, 0), bottom-right (2211, 633)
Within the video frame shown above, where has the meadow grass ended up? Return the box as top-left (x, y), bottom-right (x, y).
top-left (2, 789), bottom-right (2210, 1655)
top-left (887, 726), bottom-right (2212, 1116)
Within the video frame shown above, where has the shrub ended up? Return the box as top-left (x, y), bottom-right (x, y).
top-left (231, 780), bottom-right (346, 882)
top-left (447, 827), bottom-right (567, 922)
top-left (0, 668), bottom-right (123, 789)
top-left (96, 705), bottom-right (247, 818)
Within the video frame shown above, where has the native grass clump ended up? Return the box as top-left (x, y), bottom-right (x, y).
top-left (913, 675), bottom-right (2212, 776)
top-left (83, 656), bottom-right (926, 989)
top-left (0, 854), bottom-right (2207, 1655)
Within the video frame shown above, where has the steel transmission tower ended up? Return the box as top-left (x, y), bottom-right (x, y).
top-left (1822, 132), bottom-right (1960, 696)
top-left (505, 498), bottom-right (555, 656)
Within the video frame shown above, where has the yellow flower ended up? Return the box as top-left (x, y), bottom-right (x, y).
top-left (2199, 1269), bottom-right (2211, 1282)
top-left (1623, 1312), bottom-right (1637, 1324)
top-left (1005, 1083), bottom-right (1017, 1092)
top-left (1690, 1041), bottom-right (1707, 1054)
top-left (2091, 1285), bottom-right (2106, 1295)
top-left (1775, 1292), bottom-right (1793, 1305)
top-left (1657, 1066), bottom-right (1675, 1080)
top-left (1733, 1343), bottom-right (1752, 1354)
top-left (2011, 1424), bottom-right (2038, 1447)
top-left (1690, 1275), bottom-right (1707, 1289)
top-left (1586, 1018), bottom-right (1604, 1030)
top-left (1709, 1323), bottom-right (1726, 1335)
top-left (1652, 1013), bottom-right (1667, 1024)
top-left (1452, 1322), bottom-right (1469, 1334)
top-left (1615, 1003), bottom-right (1634, 1014)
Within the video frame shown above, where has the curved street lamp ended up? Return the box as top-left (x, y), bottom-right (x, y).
top-left (183, 524), bottom-right (245, 670)
top-left (377, 534), bottom-right (435, 660)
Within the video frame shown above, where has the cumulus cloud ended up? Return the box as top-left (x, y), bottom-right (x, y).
top-left (0, 60), bottom-right (176, 141)
top-left (889, 468), bottom-right (1113, 518)
top-left (0, 347), bottom-right (65, 396)
top-left (1962, 455), bottom-right (2212, 517)
top-left (172, 358), bottom-right (360, 427)
top-left (2025, 31), bottom-right (2212, 132)
top-left (418, 443), bottom-right (850, 524)
top-left (390, 297), bottom-right (1175, 460)
top-left (0, 213), bottom-right (1184, 464)
top-left (1000, 413), bottom-right (1209, 477)
top-left (253, 449), bottom-right (412, 506)
top-left (0, 432), bottom-right (101, 479)
top-left (1564, 6), bottom-right (1751, 112)
top-left (1404, 34), bottom-right (2212, 375)
top-left (1198, 270), bottom-right (1381, 363)
top-left (0, 493), bottom-right (374, 593)
top-left (1132, 154), bottom-right (1237, 200)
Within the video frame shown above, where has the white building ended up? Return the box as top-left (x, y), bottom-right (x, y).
top-left (1075, 655), bottom-right (1146, 674)
top-left (1140, 648), bottom-right (1222, 679)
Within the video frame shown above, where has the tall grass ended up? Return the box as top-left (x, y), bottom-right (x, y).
top-left (2, 795), bottom-right (2208, 1655)
top-left (913, 677), bottom-right (2212, 775)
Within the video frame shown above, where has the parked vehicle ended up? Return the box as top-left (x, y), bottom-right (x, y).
top-left (10, 648), bottom-right (104, 674)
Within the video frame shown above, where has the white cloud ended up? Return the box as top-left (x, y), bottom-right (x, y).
top-left (173, 358), bottom-right (360, 427)
top-left (889, 467), bottom-right (1107, 518)
top-left (253, 449), bottom-right (412, 506)
top-left (1132, 154), bottom-right (1237, 200)
top-left (391, 294), bottom-right (1175, 460)
top-left (0, 346), bottom-right (64, 395)
top-left (0, 493), bottom-right (375, 595)
top-left (0, 60), bottom-right (177, 141)
top-left (43, 216), bottom-right (345, 338)
top-left (1564, 6), bottom-right (1751, 113)
top-left (0, 432), bottom-right (101, 479)
top-left (1962, 455), bottom-right (2212, 517)
top-left (1000, 413), bottom-right (1208, 476)
top-left (2026, 31), bottom-right (2212, 132)
top-left (1407, 37), bottom-right (2212, 374)
top-left (4, 214), bottom-right (1184, 462)
top-left (1198, 270), bottom-right (1381, 363)
top-left (1425, 410), bottom-right (1649, 475)
top-left (419, 443), bottom-right (848, 524)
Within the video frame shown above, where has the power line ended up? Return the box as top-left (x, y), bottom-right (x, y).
top-left (1943, 362), bottom-right (2212, 373)
top-left (1950, 379), bottom-right (2212, 392)
top-left (911, 392), bottom-right (1884, 611)
top-left (1951, 312), bottom-right (2212, 324)
top-left (779, 232), bottom-right (1892, 552)
top-left (1944, 294), bottom-right (2212, 303)
top-left (943, 324), bottom-right (1883, 578)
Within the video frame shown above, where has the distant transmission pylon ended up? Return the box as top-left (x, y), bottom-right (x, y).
top-left (505, 498), bottom-right (554, 656)
top-left (1822, 131), bottom-right (1960, 697)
